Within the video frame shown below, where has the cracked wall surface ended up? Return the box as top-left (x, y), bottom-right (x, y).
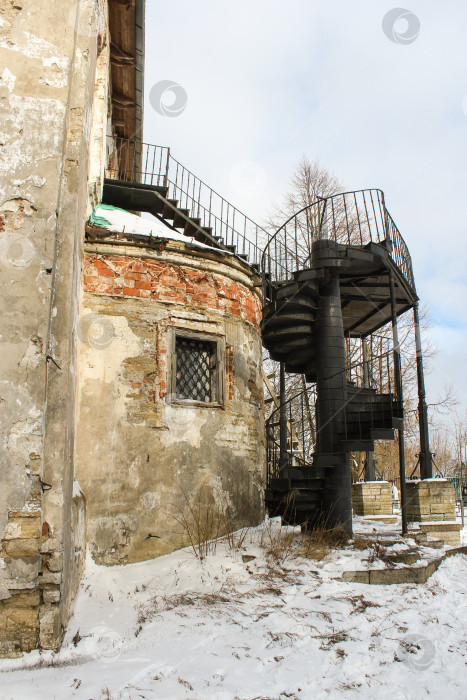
top-left (0, 0), bottom-right (109, 655)
top-left (77, 241), bottom-right (266, 565)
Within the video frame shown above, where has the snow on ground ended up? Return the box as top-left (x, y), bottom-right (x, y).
top-left (1, 517), bottom-right (467, 700)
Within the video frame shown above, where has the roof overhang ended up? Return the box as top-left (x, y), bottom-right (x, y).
top-left (108, 0), bottom-right (144, 141)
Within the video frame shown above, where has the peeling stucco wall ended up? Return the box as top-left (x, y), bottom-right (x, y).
top-left (76, 241), bottom-right (266, 565)
top-left (0, 0), bottom-right (109, 655)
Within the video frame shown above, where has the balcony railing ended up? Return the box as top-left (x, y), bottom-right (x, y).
top-left (261, 189), bottom-right (416, 297)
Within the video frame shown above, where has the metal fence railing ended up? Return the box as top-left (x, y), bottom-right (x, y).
top-left (105, 135), bottom-right (268, 268)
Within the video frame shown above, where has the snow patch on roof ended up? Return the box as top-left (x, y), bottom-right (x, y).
top-left (90, 204), bottom-right (229, 254)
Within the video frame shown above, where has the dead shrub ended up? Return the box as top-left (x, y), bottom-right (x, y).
top-left (167, 478), bottom-right (253, 560)
top-left (260, 518), bottom-right (300, 563)
top-left (298, 523), bottom-right (350, 561)
top-left (367, 541), bottom-right (387, 563)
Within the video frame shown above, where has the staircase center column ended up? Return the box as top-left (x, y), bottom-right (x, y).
top-left (315, 261), bottom-right (352, 532)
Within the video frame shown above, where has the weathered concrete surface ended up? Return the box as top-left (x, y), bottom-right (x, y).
top-left (0, 0), bottom-right (109, 654)
top-left (76, 241), bottom-right (265, 565)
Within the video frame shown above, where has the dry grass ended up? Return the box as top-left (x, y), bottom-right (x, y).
top-left (260, 514), bottom-right (353, 564)
top-left (298, 524), bottom-right (350, 561)
top-left (137, 589), bottom-right (236, 625)
top-left (262, 526), bottom-right (299, 563)
top-left (351, 535), bottom-right (374, 550)
top-left (167, 479), bottom-right (225, 559)
top-left (167, 478), bottom-right (252, 560)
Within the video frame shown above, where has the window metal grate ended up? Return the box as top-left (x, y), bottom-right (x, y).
top-left (175, 337), bottom-right (215, 402)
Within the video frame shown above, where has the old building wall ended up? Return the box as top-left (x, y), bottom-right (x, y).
top-left (0, 0), bottom-right (109, 655)
top-left (76, 240), bottom-right (265, 564)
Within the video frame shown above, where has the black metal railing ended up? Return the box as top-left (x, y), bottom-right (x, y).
top-left (265, 337), bottom-right (400, 485)
top-left (105, 135), bottom-right (268, 268)
top-left (345, 334), bottom-right (394, 394)
top-left (266, 385), bottom-right (317, 483)
top-left (261, 189), bottom-right (415, 298)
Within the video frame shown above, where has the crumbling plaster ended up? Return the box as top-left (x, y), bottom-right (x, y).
top-left (76, 242), bottom-right (266, 565)
top-left (0, 0), bottom-right (109, 655)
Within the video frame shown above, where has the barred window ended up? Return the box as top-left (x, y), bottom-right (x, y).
top-left (168, 330), bottom-right (225, 406)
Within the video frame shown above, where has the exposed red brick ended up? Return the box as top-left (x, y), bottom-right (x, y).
top-left (83, 254), bottom-right (262, 327)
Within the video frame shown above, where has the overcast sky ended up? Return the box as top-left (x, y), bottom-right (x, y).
top-left (143, 1), bottom-right (467, 423)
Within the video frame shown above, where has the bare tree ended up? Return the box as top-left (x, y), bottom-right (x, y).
top-left (267, 155), bottom-right (344, 230)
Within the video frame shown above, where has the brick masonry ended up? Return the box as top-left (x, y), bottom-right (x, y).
top-left (82, 254), bottom-right (262, 329)
top-left (0, 486), bottom-right (86, 657)
top-left (352, 481), bottom-right (393, 516)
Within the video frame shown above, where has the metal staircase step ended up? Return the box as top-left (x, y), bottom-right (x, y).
top-left (184, 217), bottom-right (201, 234)
top-left (344, 248), bottom-right (378, 263)
top-left (263, 298), bottom-right (317, 319)
top-left (285, 361), bottom-right (316, 375)
top-left (275, 280), bottom-right (319, 301)
top-left (370, 428), bottom-right (396, 440)
top-left (312, 453), bottom-right (347, 467)
top-left (172, 208), bottom-right (190, 228)
top-left (268, 478), bottom-right (290, 492)
top-left (267, 336), bottom-right (313, 356)
top-left (162, 199), bottom-right (179, 219)
top-left (341, 439), bottom-right (375, 452)
top-left (284, 349), bottom-right (316, 366)
top-left (263, 325), bottom-right (314, 342)
top-left (293, 268), bottom-right (326, 283)
top-left (261, 312), bottom-right (315, 330)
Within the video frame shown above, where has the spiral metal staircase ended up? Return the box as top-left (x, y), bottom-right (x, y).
top-left (261, 190), bottom-right (421, 532)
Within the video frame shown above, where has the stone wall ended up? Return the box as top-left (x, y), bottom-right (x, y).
top-left (418, 522), bottom-right (462, 547)
top-left (352, 481), bottom-right (393, 516)
top-left (406, 479), bottom-right (456, 523)
top-left (0, 0), bottom-right (109, 654)
top-left (76, 240), bottom-right (265, 564)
